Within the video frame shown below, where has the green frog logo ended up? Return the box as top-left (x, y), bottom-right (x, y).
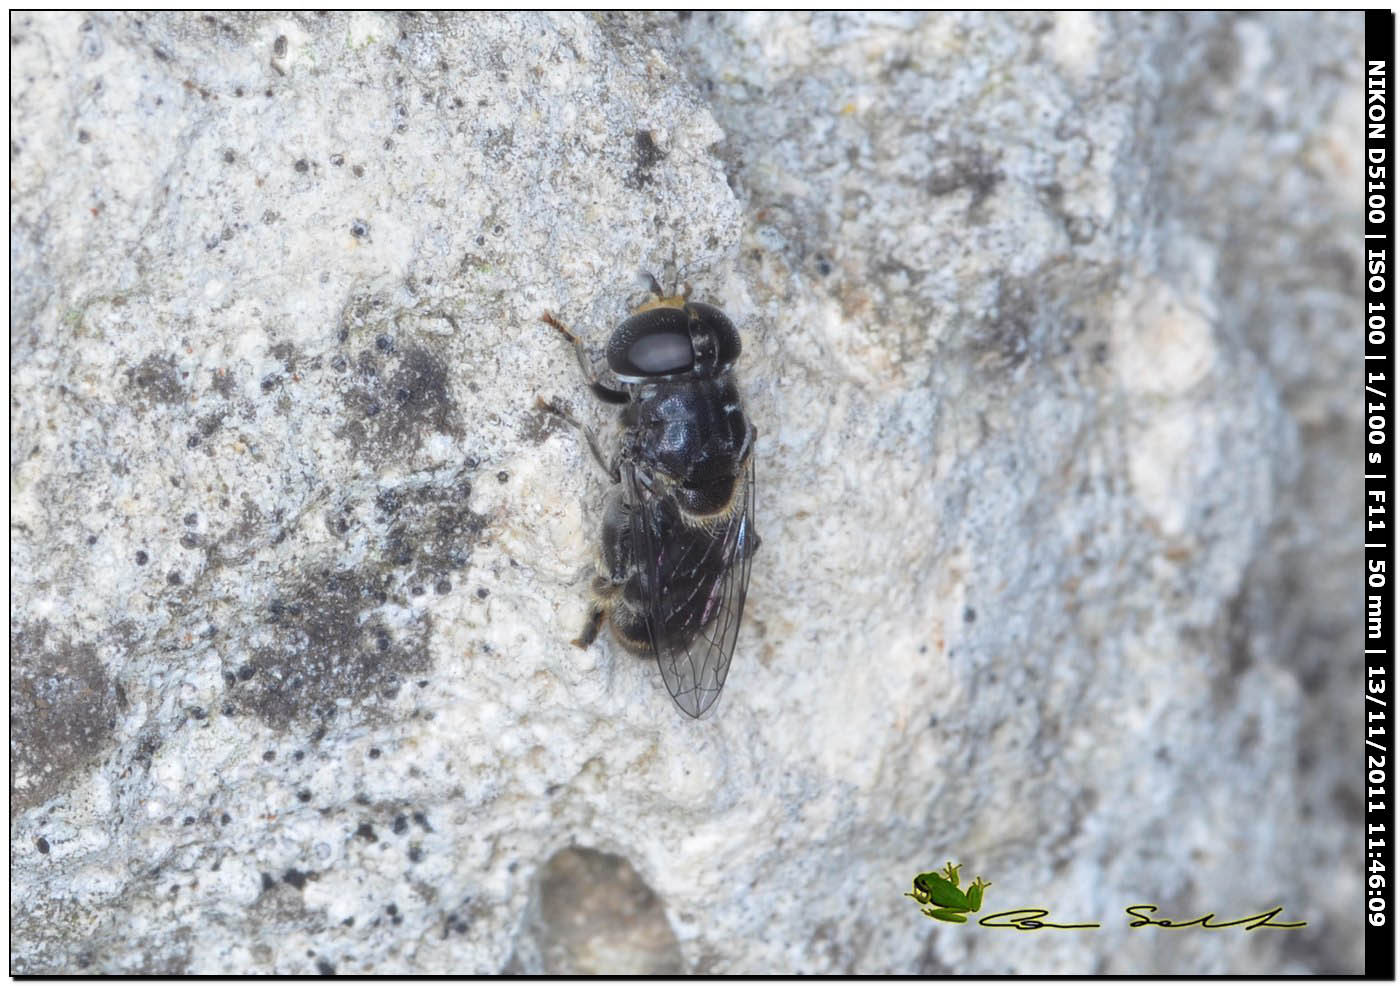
top-left (906, 862), bottom-right (992, 924)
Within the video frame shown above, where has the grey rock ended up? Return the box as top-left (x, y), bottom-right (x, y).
top-left (10, 11), bottom-right (1361, 974)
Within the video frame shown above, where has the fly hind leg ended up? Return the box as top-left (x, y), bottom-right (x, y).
top-left (572, 603), bottom-right (605, 650)
top-left (574, 491), bottom-right (647, 652)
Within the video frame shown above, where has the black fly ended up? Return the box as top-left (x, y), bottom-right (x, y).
top-left (539, 276), bottom-right (759, 718)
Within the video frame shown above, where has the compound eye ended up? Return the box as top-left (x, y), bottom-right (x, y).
top-left (607, 308), bottom-right (696, 379)
top-left (687, 303), bottom-right (741, 371)
top-left (629, 331), bottom-right (692, 374)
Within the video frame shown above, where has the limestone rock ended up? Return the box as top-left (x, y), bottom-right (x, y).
top-left (10, 11), bottom-right (1361, 974)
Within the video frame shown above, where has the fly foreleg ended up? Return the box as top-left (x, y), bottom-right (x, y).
top-left (541, 312), bottom-right (629, 406)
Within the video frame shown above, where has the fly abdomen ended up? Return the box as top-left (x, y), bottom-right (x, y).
top-left (672, 472), bottom-right (740, 519)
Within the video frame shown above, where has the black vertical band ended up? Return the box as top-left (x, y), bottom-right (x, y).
top-left (1364, 9), bottom-right (1395, 981)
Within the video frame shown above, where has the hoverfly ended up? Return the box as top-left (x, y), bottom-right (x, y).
top-left (539, 276), bottom-right (759, 718)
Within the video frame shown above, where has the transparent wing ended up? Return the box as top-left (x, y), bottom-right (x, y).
top-left (624, 455), bottom-right (757, 718)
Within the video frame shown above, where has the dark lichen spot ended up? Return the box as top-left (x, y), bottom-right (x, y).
top-left (36, 836), bottom-right (50, 854)
top-left (330, 153), bottom-right (344, 167)
top-left (367, 475), bottom-right (486, 592)
top-left (262, 750), bottom-right (276, 762)
top-left (408, 846), bottom-right (424, 863)
top-left (125, 354), bottom-right (186, 407)
top-left (229, 563), bottom-right (434, 730)
top-left (434, 579), bottom-right (451, 595)
top-left (273, 35), bottom-right (287, 57)
top-left (963, 606), bottom-right (976, 623)
top-left (355, 822), bottom-right (377, 841)
top-left (925, 141), bottom-right (1003, 213)
top-left (294, 158), bottom-right (309, 173)
top-left (132, 729), bottom-right (162, 770)
top-left (970, 276), bottom-right (1045, 368)
top-left (375, 489), bottom-right (401, 518)
top-left (496, 471), bottom-right (508, 483)
top-left (269, 342), bottom-right (300, 375)
top-left (351, 219), bottom-right (369, 239)
top-left (220, 813), bottom-right (231, 825)
top-left (180, 532), bottom-right (200, 549)
top-left (393, 814), bottom-right (408, 835)
top-left (297, 789), bottom-right (312, 803)
top-left (627, 130), bottom-right (665, 189)
top-left (135, 550), bottom-right (149, 566)
top-left (368, 747), bottom-right (381, 759)
top-left (167, 570), bottom-right (183, 586)
top-left (340, 341), bottom-right (459, 463)
top-left (77, 129), bottom-right (90, 144)
top-left (316, 959), bottom-right (335, 976)
top-left (352, 164), bottom-right (364, 178)
top-left (11, 624), bottom-right (122, 813)
top-left (282, 867), bottom-right (307, 889)
top-left (261, 872), bottom-right (276, 891)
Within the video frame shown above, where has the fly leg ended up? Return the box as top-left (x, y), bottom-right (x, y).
top-left (572, 491), bottom-right (634, 649)
top-left (572, 604), bottom-right (605, 650)
top-left (541, 312), bottom-right (629, 406)
top-left (535, 397), bottom-right (620, 483)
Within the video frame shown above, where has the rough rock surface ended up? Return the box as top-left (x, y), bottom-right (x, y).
top-left (10, 11), bottom-right (1362, 974)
